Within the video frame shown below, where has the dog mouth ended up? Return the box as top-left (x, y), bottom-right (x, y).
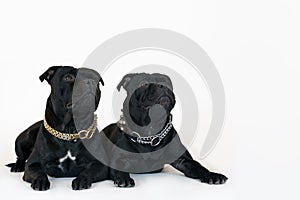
top-left (158, 96), bottom-right (171, 106)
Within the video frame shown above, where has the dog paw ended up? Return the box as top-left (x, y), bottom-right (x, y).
top-left (199, 172), bottom-right (228, 185)
top-left (31, 177), bottom-right (50, 191)
top-left (6, 160), bottom-right (26, 173)
top-left (114, 176), bottom-right (135, 188)
top-left (72, 176), bottom-right (92, 190)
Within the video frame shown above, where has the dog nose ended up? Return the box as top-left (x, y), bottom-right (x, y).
top-left (84, 79), bottom-right (96, 85)
top-left (66, 103), bottom-right (74, 109)
top-left (85, 79), bottom-right (92, 85)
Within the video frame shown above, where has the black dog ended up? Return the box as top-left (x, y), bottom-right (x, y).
top-left (102, 73), bottom-right (228, 187)
top-left (7, 66), bottom-right (109, 191)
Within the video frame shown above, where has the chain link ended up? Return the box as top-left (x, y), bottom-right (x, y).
top-left (124, 116), bottom-right (173, 146)
top-left (43, 115), bottom-right (98, 141)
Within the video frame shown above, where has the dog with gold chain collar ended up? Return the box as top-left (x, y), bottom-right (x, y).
top-left (6, 66), bottom-right (108, 191)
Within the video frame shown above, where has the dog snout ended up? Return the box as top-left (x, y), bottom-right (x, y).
top-left (73, 80), bottom-right (97, 96)
top-left (85, 79), bottom-right (98, 93)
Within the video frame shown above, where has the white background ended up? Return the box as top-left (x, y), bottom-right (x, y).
top-left (0, 0), bottom-right (299, 199)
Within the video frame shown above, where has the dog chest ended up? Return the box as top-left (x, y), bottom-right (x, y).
top-left (57, 150), bottom-right (77, 172)
top-left (59, 150), bottom-right (76, 163)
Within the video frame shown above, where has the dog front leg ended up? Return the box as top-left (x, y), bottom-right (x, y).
top-left (171, 151), bottom-right (228, 185)
top-left (110, 168), bottom-right (135, 188)
top-left (72, 161), bottom-right (108, 190)
top-left (23, 162), bottom-right (50, 191)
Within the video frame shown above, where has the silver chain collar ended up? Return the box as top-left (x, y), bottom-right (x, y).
top-left (117, 114), bottom-right (173, 146)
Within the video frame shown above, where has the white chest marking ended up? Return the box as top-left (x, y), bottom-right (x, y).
top-left (59, 150), bottom-right (76, 163)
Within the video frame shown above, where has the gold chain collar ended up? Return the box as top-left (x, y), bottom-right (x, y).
top-left (43, 115), bottom-right (98, 141)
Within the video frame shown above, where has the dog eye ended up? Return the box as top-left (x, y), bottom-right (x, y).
top-left (64, 74), bottom-right (75, 82)
top-left (140, 81), bottom-right (149, 87)
top-left (157, 84), bottom-right (164, 88)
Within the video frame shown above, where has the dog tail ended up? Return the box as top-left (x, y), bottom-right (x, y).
top-left (5, 161), bottom-right (26, 172)
top-left (5, 163), bottom-right (15, 168)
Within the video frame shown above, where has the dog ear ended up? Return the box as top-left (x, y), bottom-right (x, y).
top-left (99, 76), bottom-right (104, 86)
top-left (39, 66), bottom-right (61, 83)
top-left (117, 74), bottom-right (137, 91)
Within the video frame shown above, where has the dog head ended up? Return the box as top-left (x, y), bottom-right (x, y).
top-left (40, 66), bottom-right (104, 121)
top-left (117, 73), bottom-right (175, 130)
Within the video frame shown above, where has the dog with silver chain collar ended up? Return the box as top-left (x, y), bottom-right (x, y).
top-left (102, 73), bottom-right (228, 187)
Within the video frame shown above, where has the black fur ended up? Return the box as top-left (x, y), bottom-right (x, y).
top-left (7, 66), bottom-right (108, 191)
top-left (102, 73), bottom-right (228, 187)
